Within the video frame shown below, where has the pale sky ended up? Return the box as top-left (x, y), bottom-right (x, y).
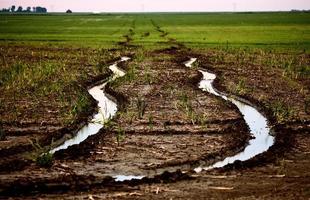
top-left (1, 0), bottom-right (310, 12)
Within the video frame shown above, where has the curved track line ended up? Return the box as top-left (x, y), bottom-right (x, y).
top-left (50, 57), bottom-right (130, 154)
top-left (183, 58), bottom-right (275, 172)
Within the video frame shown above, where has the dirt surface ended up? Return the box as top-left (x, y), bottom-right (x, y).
top-left (36, 128), bottom-right (309, 200)
top-left (69, 50), bottom-right (249, 176)
top-left (196, 51), bottom-right (310, 124)
top-left (0, 45), bottom-right (130, 172)
top-left (0, 46), bottom-right (309, 199)
top-left (0, 47), bottom-right (250, 197)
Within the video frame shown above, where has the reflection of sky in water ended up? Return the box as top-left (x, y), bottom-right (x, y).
top-left (50, 58), bottom-right (128, 154)
top-left (52, 57), bottom-right (275, 181)
top-left (114, 59), bottom-right (275, 180)
top-left (113, 175), bottom-right (144, 182)
top-left (50, 83), bottom-right (116, 153)
top-left (184, 58), bottom-right (197, 68)
top-left (195, 70), bottom-right (274, 172)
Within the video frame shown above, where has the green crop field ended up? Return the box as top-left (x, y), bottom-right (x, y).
top-left (0, 12), bottom-right (309, 50)
top-left (0, 11), bottom-right (310, 198)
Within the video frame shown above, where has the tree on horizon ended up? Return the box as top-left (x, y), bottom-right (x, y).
top-left (16, 6), bottom-right (22, 12)
top-left (10, 5), bottom-right (15, 12)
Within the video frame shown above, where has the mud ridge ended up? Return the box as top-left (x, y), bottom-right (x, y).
top-left (0, 170), bottom-right (192, 197)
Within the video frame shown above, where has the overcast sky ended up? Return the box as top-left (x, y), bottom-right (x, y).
top-left (1, 0), bottom-right (310, 12)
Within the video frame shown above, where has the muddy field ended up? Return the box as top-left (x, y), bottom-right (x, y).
top-left (0, 42), bottom-right (309, 199)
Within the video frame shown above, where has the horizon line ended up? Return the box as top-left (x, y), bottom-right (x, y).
top-left (2, 10), bottom-right (310, 13)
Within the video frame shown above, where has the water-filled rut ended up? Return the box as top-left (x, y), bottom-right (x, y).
top-left (183, 58), bottom-right (275, 172)
top-left (109, 58), bottom-right (274, 180)
top-left (51, 56), bottom-right (275, 181)
top-left (50, 57), bottom-right (130, 154)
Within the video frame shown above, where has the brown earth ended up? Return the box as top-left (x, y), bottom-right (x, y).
top-left (35, 127), bottom-right (309, 200)
top-left (0, 47), bottom-right (250, 196)
top-left (0, 45), bottom-right (132, 172)
top-left (0, 46), bottom-right (309, 199)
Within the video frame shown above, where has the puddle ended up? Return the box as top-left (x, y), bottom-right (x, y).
top-left (51, 56), bottom-right (275, 182)
top-left (50, 57), bottom-right (129, 154)
top-left (109, 56), bottom-right (130, 78)
top-left (184, 58), bottom-right (197, 68)
top-left (185, 58), bottom-right (275, 172)
top-left (109, 57), bottom-right (274, 181)
top-left (113, 175), bottom-right (144, 182)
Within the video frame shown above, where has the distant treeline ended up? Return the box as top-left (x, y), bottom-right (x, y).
top-left (0, 5), bottom-right (47, 13)
top-left (291, 9), bottom-right (310, 13)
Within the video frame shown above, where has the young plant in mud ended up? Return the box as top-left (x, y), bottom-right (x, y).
top-left (191, 59), bottom-right (200, 69)
top-left (148, 115), bottom-right (154, 130)
top-left (100, 117), bottom-right (125, 146)
top-left (36, 152), bottom-right (54, 168)
top-left (176, 92), bottom-right (207, 125)
top-left (95, 49), bottom-right (118, 73)
top-left (29, 138), bottom-right (54, 168)
top-left (65, 91), bottom-right (92, 125)
top-left (125, 65), bottom-right (136, 82)
top-left (142, 63), bottom-right (155, 84)
top-left (103, 118), bottom-right (117, 130)
top-left (118, 110), bottom-right (136, 124)
top-left (0, 52), bottom-right (8, 68)
top-left (144, 72), bottom-right (154, 84)
top-left (116, 126), bottom-right (125, 146)
top-left (268, 101), bottom-right (295, 123)
top-left (96, 61), bottom-right (108, 74)
top-left (135, 49), bottom-right (146, 62)
top-left (177, 93), bottom-right (195, 124)
top-left (111, 64), bottom-right (137, 88)
top-left (234, 78), bottom-right (249, 95)
top-left (136, 96), bottom-right (147, 119)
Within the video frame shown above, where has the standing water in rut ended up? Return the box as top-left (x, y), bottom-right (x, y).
top-left (52, 56), bottom-right (275, 181)
top-left (103, 58), bottom-right (275, 181)
top-left (184, 58), bottom-right (275, 172)
top-left (50, 57), bottom-right (130, 154)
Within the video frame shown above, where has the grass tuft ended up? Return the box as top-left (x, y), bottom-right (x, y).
top-left (36, 152), bottom-right (54, 168)
top-left (136, 96), bottom-right (147, 119)
top-left (29, 138), bottom-right (54, 168)
top-left (269, 101), bottom-right (295, 123)
top-left (116, 126), bottom-right (125, 146)
top-left (235, 78), bottom-right (249, 95)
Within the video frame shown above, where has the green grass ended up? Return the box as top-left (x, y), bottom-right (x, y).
top-left (116, 126), bottom-right (125, 146)
top-left (268, 100), bottom-right (296, 123)
top-left (0, 45), bottom-right (123, 124)
top-left (36, 152), bottom-right (53, 168)
top-left (0, 12), bottom-right (309, 50)
top-left (0, 12), bottom-right (308, 159)
top-left (0, 12), bottom-right (309, 127)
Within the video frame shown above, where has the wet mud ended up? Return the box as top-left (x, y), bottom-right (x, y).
top-left (0, 45), bottom-right (309, 199)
